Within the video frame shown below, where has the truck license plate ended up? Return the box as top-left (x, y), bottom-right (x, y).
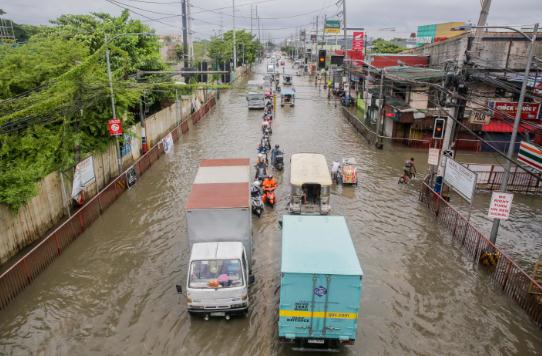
top-left (210, 312), bottom-right (225, 317)
top-left (307, 339), bottom-right (324, 344)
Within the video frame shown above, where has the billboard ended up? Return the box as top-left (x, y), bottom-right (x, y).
top-left (443, 157), bottom-right (477, 202)
top-left (491, 101), bottom-right (541, 121)
top-left (416, 22), bottom-right (465, 46)
top-left (325, 19), bottom-right (341, 34)
top-left (351, 31), bottom-right (364, 51)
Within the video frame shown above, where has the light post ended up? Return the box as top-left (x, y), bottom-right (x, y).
top-left (104, 32), bottom-right (154, 174)
top-left (455, 23), bottom-right (539, 243)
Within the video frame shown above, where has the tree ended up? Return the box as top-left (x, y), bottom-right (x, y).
top-left (208, 30), bottom-right (261, 66)
top-left (0, 11), bottom-right (173, 210)
top-left (370, 38), bottom-right (405, 54)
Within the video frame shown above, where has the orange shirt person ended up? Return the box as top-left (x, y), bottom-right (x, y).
top-left (262, 174), bottom-right (277, 191)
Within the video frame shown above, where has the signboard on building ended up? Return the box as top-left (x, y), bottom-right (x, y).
top-left (469, 110), bottom-right (491, 125)
top-left (351, 31), bottom-right (364, 51)
top-left (71, 156), bottom-right (95, 198)
top-left (488, 192), bottom-right (513, 220)
top-left (324, 19), bottom-right (341, 34)
top-left (443, 157), bottom-right (477, 202)
top-left (518, 141), bottom-right (542, 172)
top-left (491, 101), bottom-right (541, 121)
top-left (108, 118), bottom-right (123, 136)
top-left (427, 148), bottom-right (440, 165)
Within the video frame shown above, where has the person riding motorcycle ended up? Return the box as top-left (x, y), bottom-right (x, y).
top-left (262, 174), bottom-right (278, 192)
top-left (255, 158), bottom-right (267, 180)
top-left (250, 181), bottom-right (262, 198)
top-left (271, 144), bottom-right (282, 164)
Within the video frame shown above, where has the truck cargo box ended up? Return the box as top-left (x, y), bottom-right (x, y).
top-left (186, 159), bottom-right (252, 262)
top-left (279, 215), bottom-right (363, 348)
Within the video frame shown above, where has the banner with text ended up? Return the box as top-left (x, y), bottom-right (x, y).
top-left (443, 157), bottom-right (477, 202)
top-left (325, 19), bottom-right (341, 34)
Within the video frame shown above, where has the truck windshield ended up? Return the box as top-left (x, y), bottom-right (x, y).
top-left (189, 259), bottom-right (244, 289)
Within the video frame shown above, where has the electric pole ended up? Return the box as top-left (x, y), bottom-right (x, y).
top-left (232, 0), bottom-right (237, 69)
top-left (342, 0), bottom-right (347, 51)
top-left (181, 0), bottom-right (189, 68)
top-left (250, 5), bottom-right (253, 36)
top-left (321, 14), bottom-right (326, 50)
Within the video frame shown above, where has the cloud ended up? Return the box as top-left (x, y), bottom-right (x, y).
top-left (2, 0), bottom-right (542, 41)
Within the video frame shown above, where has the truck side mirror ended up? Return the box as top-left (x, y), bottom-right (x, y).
top-left (249, 275), bottom-right (255, 284)
top-left (175, 285), bottom-right (183, 294)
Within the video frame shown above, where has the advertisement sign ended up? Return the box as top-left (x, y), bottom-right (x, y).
top-left (325, 19), bottom-right (341, 34)
top-left (469, 110), bottom-right (491, 125)
top-left (310, 34), bottom-right (317, 43)
top-left (427, 148), bottom-right (440, 166)
top-left (518, 141), bottom-right (542, 172)
top-left (351, 31), bottom-right (364, 51)
top-left (488, 192), bottom-right (513, 220)
top-left (491, 101), bottom-right (540, 121)
top-left (443, 158), bottom-right (477, 202)
top-left (162, 132), bottom-right (174, 154)
top-left (71, 156), bottom-right (95, 198)
top-left (108, 118), bottom-right (123, 136)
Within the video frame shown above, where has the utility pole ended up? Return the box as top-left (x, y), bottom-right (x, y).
top-left (375, 70), bottom-right (385, 148)
top-left (315, 15), bottom-right (319, 58)
top-left (105, 47), bottom-right (123, 175)
top-left (490, 22), bottom-right (539, 243)
top-left (475, 0), bottom-right (492, 40)
top-left (232, 0), bottom-right (237, 69)
top-left (250, 5), bottom-right (253, 36)
top-left (181, 0), bottom-right (189, 68)
top-left (321, 14), bottom-right (327, 50)
top-left (342, 0), bottom-right (347, 51)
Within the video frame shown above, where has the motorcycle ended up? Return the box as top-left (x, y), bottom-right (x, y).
top-left (255, 164), bottom-right (267, 181)
top-left (262, 187), bottom-right (276, 207)
top-left (251, 195), bottom-right (264, 217)
top-left (262, 135), bottom-right (271, 151)
top-left (273, 151), bottom-right (284, 171)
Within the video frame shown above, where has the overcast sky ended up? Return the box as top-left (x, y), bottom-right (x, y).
top-left (2, 0), bottom-right (542, 41)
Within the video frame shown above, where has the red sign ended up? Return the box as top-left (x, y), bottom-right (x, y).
top-left (492, 101), bottom-right (540, 121)
top-left (108, 118), bottom-right (123, 136)
top-left (352, 31), bottom-right (364, 52)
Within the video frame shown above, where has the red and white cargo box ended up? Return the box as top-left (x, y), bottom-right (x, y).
top-left (186, 158), bottom-right (252, 261)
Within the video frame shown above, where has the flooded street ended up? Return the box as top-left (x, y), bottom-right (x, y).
top-left (1, 63), bottom-right (541, 355)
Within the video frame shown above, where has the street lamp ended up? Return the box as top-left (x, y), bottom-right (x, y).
top-left (104, 32), bottom-right (155, 174)
top-left (454, 23), bottom-right (539, 243)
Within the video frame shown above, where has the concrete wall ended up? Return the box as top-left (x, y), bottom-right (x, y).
top-left (0, 90), bottom-right (208, 265)
top-left (403, 32), bottom-right (542, 70)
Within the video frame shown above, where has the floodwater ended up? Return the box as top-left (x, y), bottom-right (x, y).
top-left (1, 63), bottom-right (541, 355)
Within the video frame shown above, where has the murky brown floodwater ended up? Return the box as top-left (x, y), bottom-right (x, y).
top-left (1, 63), bottom-right (541, 355)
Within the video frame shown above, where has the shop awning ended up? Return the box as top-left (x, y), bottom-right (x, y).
top-left (482, 120), bottom-right (538, 133)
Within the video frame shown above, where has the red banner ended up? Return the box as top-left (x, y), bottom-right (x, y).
top-left (492, 101), bottom-right (540, 121)
top-left (352, 32), bottom-right (364, 52)
top-left (108, 118), bottom-right (123, 136)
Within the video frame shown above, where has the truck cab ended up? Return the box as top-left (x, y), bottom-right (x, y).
top-left (186, 242), bottom-right (250, 319)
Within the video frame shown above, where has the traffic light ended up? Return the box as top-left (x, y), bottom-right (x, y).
top-left (433, 118), bottom-right (446, 139)
top-left (318, 49), bottom-right (326, 69)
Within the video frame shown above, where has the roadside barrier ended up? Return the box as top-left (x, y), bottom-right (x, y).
top-left (419, 182), bottom-right (542, 328)
top-left (0, 96), bottom-right (216, 310)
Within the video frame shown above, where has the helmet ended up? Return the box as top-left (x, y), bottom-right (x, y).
top-left (267, 174), bottom-right (273, 179)
top-left (253, 181), bottom-right (261, 187)
top-left (275, 144), bottom-right (279, 149)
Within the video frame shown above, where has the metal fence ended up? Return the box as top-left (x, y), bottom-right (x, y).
top-left (0, 96), bottom-right (217, 311)
top-left (463, 163), bottom-right (542, 194)
top-left (419, 182), bottom-right (542, 328)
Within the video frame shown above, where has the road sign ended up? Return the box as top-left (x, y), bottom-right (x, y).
top-left (428, 148), bottom-right (440, 165)
top-left (108, 118), bottom-right (123, 136)
top-left (488, 192), bottom-right (513, 220)
top-left (443, 158), bottom-right (477, 202)
top-left (518, 141), bottom-right (542, 172)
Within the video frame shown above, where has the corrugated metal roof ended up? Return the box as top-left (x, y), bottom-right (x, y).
top-left (194, 166), bottom-right (249, 184)
top-left (384, 66), bottom-right (445, 82)
top-left (186, 183), bottom-right (249, 209)
top-left (281, 215), bottom-right (363, 276)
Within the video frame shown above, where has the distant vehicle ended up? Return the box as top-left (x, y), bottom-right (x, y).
top-left (280, 87), bottom-right (295, 107)
top-left (279, 215), bottom-right (363, 350)
top-left (267, 63), bottom-right (276, 73)
top-left (337, 158), bottom-right (358, 185)
top-left (179, 158), bottom-right (254, 319)
top-left (288, 153), bottom-right (332, 215)
top-left (247, 92), bottom-right (266, 109)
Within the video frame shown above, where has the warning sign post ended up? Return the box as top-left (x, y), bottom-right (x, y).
top-left (488, 192), bottom-right (513, 220)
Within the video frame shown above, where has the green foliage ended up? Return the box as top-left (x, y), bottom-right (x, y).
top-left (208, 30), bottom-right (262, 66)
top-left (370, 38), bottom-right (405, 54)
top-left (0, 11), bottom-right (173, 210)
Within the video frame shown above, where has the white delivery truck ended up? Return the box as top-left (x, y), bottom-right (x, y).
top-left (176, 158), bottom-right (253, 320)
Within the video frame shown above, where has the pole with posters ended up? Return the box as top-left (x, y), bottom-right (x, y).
top-left (105, 46), bottom-right (123, 175)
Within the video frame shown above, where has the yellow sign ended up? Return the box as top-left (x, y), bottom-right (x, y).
top-left (324, 28), bottom-right (340, 34)
top-left (279, 310), bottom-right (358, 320)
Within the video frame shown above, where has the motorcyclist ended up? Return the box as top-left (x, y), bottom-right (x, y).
top-left (403, 157), bottom-right (416, 179)
top-left (271, 144), bottom-right (282, 164)
top-left (250, 181), bottom-right (262, 198)
top-left (255, 157), bottom-right (267, 180)
top-left (331, 160), bottom-right (341, 181)
top-left (262, 174), bottom-right (278, 192)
